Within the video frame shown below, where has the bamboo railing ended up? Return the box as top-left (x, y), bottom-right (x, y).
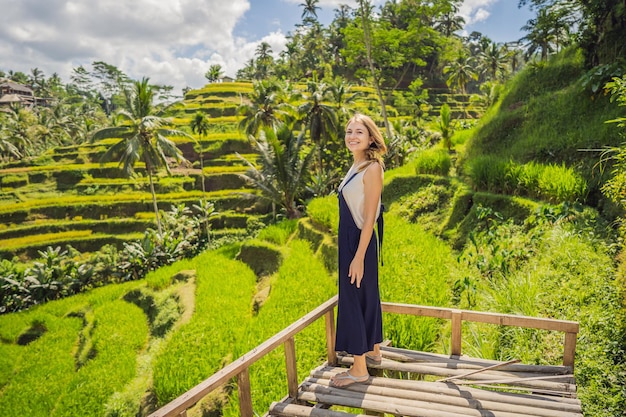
top-left (148, 295), bottom-right (579, 417)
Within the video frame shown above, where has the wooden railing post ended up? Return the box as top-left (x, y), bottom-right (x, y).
top-left (284, 337), bottom-right (299, 399)
top-left (237, 369), bottom-right (253, 417)
top-left (563, 331), bottom-right (577, 369)
top-left (451, 310), bottom-right (462, 357)
top-left (325, 308), bottom-right (337, 365)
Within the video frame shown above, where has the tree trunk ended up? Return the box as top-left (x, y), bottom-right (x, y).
top-left (199, 146), bottom-right (210, 244)
top-left (359, 0), bottom-right (393, 141)
top-left (148, 170), bottom-right (163, 235)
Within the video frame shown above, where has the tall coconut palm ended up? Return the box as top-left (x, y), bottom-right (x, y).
top-left (434, 5), bottom-right (465, 37)
top-left (476, 42), bottom-right (510, 81)
top-left (298, 80), bottom-right (338, 174)
top-left (238, 124), bottom-right (314, 219)
top-left (300, 0), bottom-right (320, 25)
top-left (238, 79), bottom-right (290, 137)
top-left (357, 0), bottom-right (393, 139)
top-left (92, 77), bottom-right (190, 235)
top-left (190, 111), bottom-right (210, 196)
top-left (443, 54), bottom-right (478, 95)
top-left (255, 42), bottom-right (274, 79)
top-left (190, 111), bottom-right (211, 243)
top-left (327, 77), bottom-right (360, 126)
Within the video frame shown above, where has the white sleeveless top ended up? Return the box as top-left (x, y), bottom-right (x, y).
top-left (338, 163), bottom-right (382, 230)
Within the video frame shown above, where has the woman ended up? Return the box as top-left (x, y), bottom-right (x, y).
top-left (330, 113), bottom-right (387, 388)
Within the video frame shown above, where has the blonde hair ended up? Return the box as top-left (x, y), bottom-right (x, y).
top-left (346, 113), bottom-right (387, 168)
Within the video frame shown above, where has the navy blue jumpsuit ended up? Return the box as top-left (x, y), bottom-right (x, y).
top-left (335, 169), bottom-right (383, 356)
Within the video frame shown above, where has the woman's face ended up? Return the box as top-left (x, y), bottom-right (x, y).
top-left (345, 120), bottom-right (372, 154)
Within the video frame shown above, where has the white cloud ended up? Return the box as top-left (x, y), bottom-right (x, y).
top-left (0, 0), bottom-right (276, 96)
top-left (459, 0), bottom-right (497, 25)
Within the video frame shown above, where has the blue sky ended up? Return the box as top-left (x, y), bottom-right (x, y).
top-left (235, 0), bottom-right (534, 43)
top-left (0, 0), bottom-right (535, 95)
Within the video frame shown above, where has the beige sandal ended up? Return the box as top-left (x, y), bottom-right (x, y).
top-left (365, 353), bottom-right (382, 366)
top-left (330, 370), bottom-right (369, 388)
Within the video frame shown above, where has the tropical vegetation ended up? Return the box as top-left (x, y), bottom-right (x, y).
top-left (1, 0), bottom-right (626, 415)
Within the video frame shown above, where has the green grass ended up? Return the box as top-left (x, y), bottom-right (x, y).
top-left (413, 148), bottom-right (452, 176)
top-left (151, 250), bottom-right (257, 406)
top-left (461, 48), bottom-right (622, 195)
top-left (222, 238), bottom-right (336, 416)
top-left (0, 281), bottom-right (146, 416)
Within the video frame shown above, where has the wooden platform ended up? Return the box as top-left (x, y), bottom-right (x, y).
top-left (148, 297), bottom-right (581, 417)
top-left (268, 346), bottom-right (582, 417)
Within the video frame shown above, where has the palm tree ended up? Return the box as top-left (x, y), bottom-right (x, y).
top-left (434, 4), bottom-right (465, 37)
top-left (255, 42), bottom-right (274, 79)
top-left (521, 8), bottom-right (559, 61)
top-left (238, 79), bottom-right (290, 137)
top-left (92, 77), bottom-right (190, 234)
top-left (3, 105), bottom-right (35, 157)
top-left (190, 111), bottom-right (211, 243)
top-left (298, 80), bottom-right (338, 175)
top-left (0, 113), bottom-right (22, 161)
top-left (327, 77), bottom-right (360, 126)
top-left (190, 111), bottom-right (209, 197)
top-left (443, 54), bottom-right (478, 95)
top-left (300, 0), bottom-right (320, 25)
top-left (238, 124), bottom-right (314, 219)
top-left (357, 0), bottom-right (393, 139)
top-left (476, 42), bottom-right (510, 81)
top-left (204, 64), bottom-right (223, 83)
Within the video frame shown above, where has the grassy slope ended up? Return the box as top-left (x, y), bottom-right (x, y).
top-left (459, 47), bottom-right (623, 204)
top-left (448, 47), bottom-right (626, 415)
top-left (1, 51), bottom-right (625, 416)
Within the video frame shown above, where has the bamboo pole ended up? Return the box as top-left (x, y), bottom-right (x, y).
top-left (381, 346), bottom-right (569, 374)
top-left (336, 356), bottom-right (575, 393)
top-left (269, 401), bottom-right (368, 416)
top-left (310, 369), bottom-right (582, 411)
top-left (452, 374), bottom-right (575, 386)
top-left (298, 389), bottom-right (553, 417)
top-left (437, 359), bottom-right (521, 382)
top-left (301, 380), bottom-right (581, 417)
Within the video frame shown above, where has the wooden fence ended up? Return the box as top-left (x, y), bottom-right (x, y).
top-left (148, 295), bottom-right (579, 417)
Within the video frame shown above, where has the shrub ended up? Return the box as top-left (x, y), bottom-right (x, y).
top-left (466, 156), bottom-right (588, 202)
top-left (538, 163), bottom-right (588, 202)
top-left (414, 148), bottom-right (452, 176)
top-left (465, 155), bottom-right (512, 193)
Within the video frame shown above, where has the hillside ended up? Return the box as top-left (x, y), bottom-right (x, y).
top-left (0, 83), bottom-right (260, 260)
top-left (0, 48), bottom-right (625, 416)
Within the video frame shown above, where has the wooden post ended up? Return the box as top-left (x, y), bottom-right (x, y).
top-left (237, 369), bottom-right (253, 417)
top-left (284, 337), bottom-right (299, 399)
top-left (451, 310), bottom-right (462, 357)
top-left (563, 331), bottom-right (577, 369)
top-left (325, 309), bottom-right (337, 365)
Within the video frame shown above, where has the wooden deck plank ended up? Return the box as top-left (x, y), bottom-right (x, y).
top-left (337, 355), bottom-right (577, 394)
top-left (270, 357), bottom-right (583, 417)
top-left (381, 346), bottom-right (571, 374)
top-left (304, 374), bottom-right (581, 417)
top-left (310, 367), bottom-right (582, 408)
top-left (269, 402), bottom-right (367, 417)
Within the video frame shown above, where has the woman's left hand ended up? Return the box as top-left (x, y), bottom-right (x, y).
top-left (349, 256), bottom-right (365, 288)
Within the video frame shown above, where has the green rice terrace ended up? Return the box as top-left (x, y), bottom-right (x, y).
top-left (1, 50), bottom-right (626, 416)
